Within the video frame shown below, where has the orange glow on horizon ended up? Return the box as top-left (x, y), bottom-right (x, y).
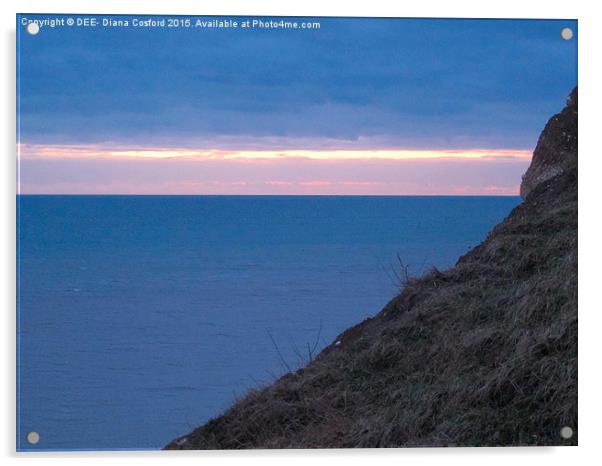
top-left (18, 144), bottom-right (532, 161)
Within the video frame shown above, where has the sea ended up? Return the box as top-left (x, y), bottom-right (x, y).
top-left (16, 195), bottom-right (520, 450)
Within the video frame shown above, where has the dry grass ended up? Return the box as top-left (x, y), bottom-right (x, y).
top-left (165, 166), bottom-right (577, 449)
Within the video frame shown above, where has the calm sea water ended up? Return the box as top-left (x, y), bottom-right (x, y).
top-left (16, 195), bottom-right (519, 450)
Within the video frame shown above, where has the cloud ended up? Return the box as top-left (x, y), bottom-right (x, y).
top-left (17, 16), bottom-right (577, 150)
top-left (16, 16), bottom-right (574, 194)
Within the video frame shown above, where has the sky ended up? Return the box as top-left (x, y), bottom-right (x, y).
top-left (17, 15), bottom-right (577, 195)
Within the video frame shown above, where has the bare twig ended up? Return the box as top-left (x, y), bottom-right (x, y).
top-left (308, 319), bottom-right (323, 362)
top-left (267, 330), bottom-right (292, 373)
top-left (391, 253), bottom-right (412, 290)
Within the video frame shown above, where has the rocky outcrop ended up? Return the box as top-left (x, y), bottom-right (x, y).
top-left (520, 87), bottom-right (577, 199)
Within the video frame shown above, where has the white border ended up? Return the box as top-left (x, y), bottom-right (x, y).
top-left (3, 1), bottom-right (600, 465)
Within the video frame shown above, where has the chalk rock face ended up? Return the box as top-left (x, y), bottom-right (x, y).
top-left (520, 87), bottom-right (577, 199)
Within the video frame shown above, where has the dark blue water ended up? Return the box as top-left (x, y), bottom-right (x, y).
top-left (16, 195), bottom-right (519, 451)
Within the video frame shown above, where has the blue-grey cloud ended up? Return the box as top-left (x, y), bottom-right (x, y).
top-left (17, 16), bottom-right (577, 149)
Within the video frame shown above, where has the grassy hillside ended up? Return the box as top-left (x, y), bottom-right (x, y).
top-left (165, 89), bottom-right (577, 449)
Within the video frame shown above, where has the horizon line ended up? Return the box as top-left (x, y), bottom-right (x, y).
top-left (15, 193), bottom-right (521, 197)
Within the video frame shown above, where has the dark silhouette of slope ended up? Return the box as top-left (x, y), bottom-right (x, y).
top-left (166, 88), bottom-right (577, 449)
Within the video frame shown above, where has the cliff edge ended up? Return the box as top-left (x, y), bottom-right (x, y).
top-left (521, 88), bottom-right (578, 199)
top-left (166, 88), bottom-right (577, 449)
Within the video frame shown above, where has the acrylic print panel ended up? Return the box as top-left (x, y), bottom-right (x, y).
top-left (16, 14), bottom-right (577, 451)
